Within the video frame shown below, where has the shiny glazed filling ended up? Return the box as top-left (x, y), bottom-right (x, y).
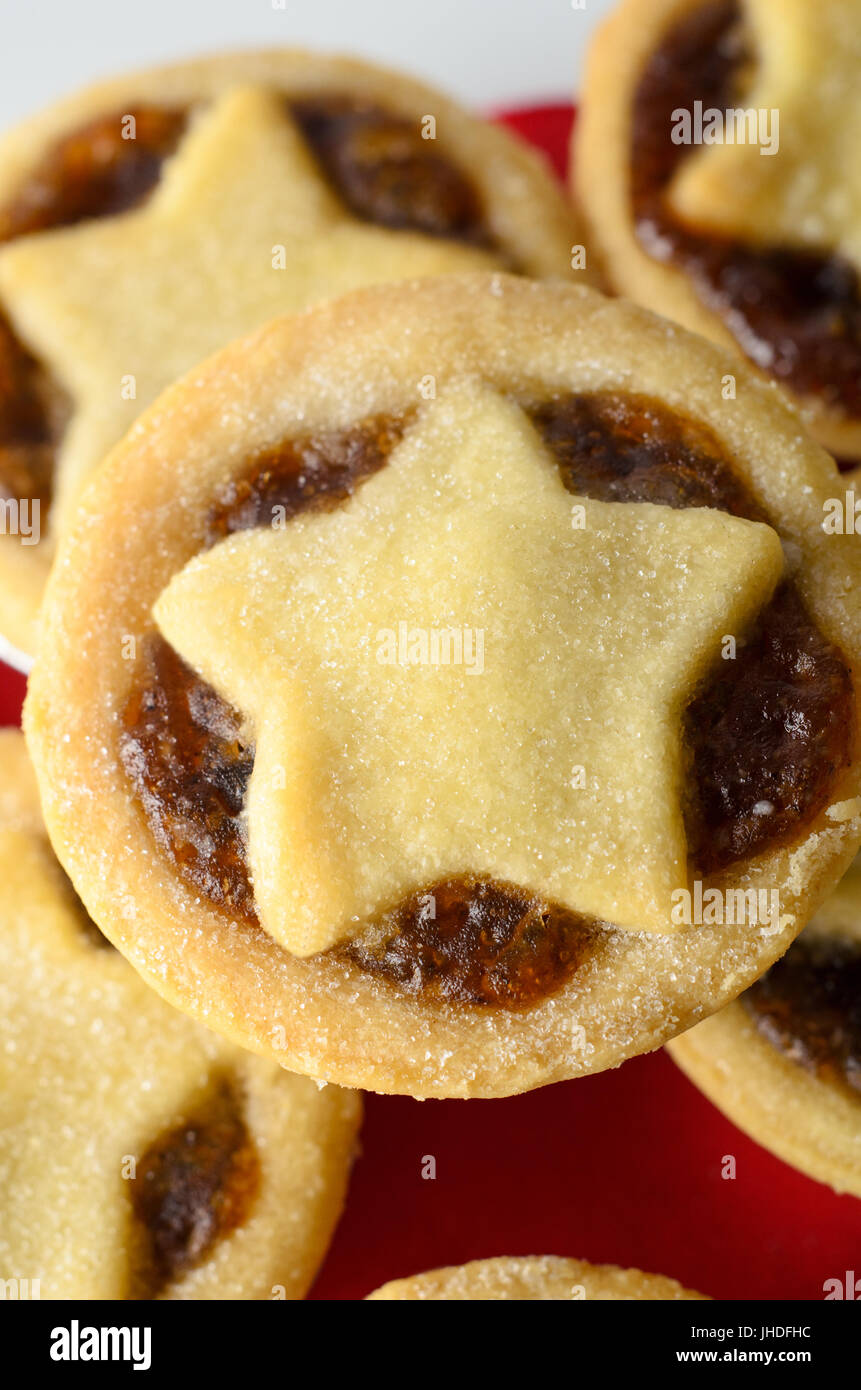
top-left (0, 312), bottom-right (64, 507)
top-left (128, 1080), bottom-right (260, 1298)
top-left (683, 583), bottom-right (853, 872)
top-left (527, 391), bottom-right (768, 520)
top-left (0, 94), bottom-right (490, 517)
top-left (631, 0), bottom-right (861, 417)
top-left (340, 877), bottom-right (598, 1007)
top-left (290, 97), bottom-right (494, 246)
top-left (206, 413), bottom-right (407, 543)
top-left (120, 635), bottom-right (256, 923)
top-left (742, 935), bottom-right (861, 1095)
top-left (0, 106), bottom-right (188, 241)
top-left (120, 394), bottom-right (855, 1009)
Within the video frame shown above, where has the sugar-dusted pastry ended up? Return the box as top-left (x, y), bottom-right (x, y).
top-left (367, 1256), bottom-right (709, 1300)
top-left (25, 274), bottom-right (861, 1099)
top-left (0, 729), bottom-right (360, 1299)
top-left (669, 857), bottom-right (861, 1198)
top-left (576, 0), bottom-right (861, 469)
top-left (0, 48), bottom-right (581, 660)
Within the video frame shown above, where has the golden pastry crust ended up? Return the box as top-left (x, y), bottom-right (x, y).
top-left (575, 0), bottom-right (861, 468)
top-left (25, 274), bottom-right (861, 1099)
top-left (0, 729), bottom-right (360, 1299)
top-left (0, 47), bottom-right (583, 658)
top-left (668, 858), bottom-right (861, 1198)
top-left (367, 1255), bottom-right (709, 1300)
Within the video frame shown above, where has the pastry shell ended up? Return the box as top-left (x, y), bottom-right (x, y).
top-left (367, 1255), bottom-right (709, 1300)
top-left (25, 274), bottom-right (861, 1099)
top-left (668, 858), bottom-right (861, 1198)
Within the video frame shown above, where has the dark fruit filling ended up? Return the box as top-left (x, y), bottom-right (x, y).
top-left (128, 1081), bottom-right (260, 1298)
top-left (528, 391), bottom-right (768, 520)
top-left (0, 106), bottom-right (188, 241)
top-left (290, 97), bottom-right (493, 246)
top-left (0, 312), bottom-right (65, 509)
top-left (684, 583), bottom-right (853, 872)
top-left (743, 935), bottom-right (861, 1095)
top-left (340, 877), bottom-right (599, 1008)
top-left (206, 414), bottom-right (407, 544)
top-left (120, 636), bottom-right (256, 922)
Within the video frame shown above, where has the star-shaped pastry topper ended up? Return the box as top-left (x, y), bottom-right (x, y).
top-left (153, 382), bottom-right (785, 957)
top-left (0, 86), bottom-right (497, 542)
top-left (668, 0), bottom-right (861, 264)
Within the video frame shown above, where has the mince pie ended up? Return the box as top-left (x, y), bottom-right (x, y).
top-left (0, 730), bottom-right (360, 1299)
top-left (576, 0), bottom-right (861, 470)
top-left (367, 1256), bottom-right (709, 1301)
top-left (25, 274), bottom-right (861, 1099)
top-left (669, 854), bottom-right (861, 1197)
top-left (0, 48), bottom-right (582, 659)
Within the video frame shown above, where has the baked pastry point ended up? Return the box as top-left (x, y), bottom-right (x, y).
top-left (0, 729), bottom-right (360, 1299)
top-left (25, 274), bottom-right (861, 1098)
top-left (366, 1255), bottom-right (709, 1300)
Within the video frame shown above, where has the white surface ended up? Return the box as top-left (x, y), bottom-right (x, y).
top-left (0, 0), bottom-right (614, 129)
top-left (0, 631), bottom-right (32, 676)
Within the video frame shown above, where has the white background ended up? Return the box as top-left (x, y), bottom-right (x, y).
top-left (0, 0), bottom-right (616, 129)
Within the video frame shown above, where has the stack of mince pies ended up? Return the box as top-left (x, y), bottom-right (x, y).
top-left (1, 3), bottom-right (859, 1302)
